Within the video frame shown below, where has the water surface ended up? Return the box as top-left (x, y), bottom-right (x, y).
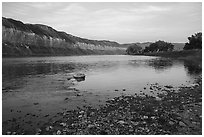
top-left (2, 55), bottom-right (201, 133)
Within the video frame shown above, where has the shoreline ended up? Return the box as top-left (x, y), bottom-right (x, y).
top-left (3, 76), bottom-right (202, 135)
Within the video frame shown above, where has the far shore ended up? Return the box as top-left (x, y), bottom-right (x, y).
top-left (129, 49), bottom-right (201, 64)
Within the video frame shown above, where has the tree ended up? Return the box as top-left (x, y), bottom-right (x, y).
top-left (126, 44), bottom-right (142, 55)
top-left (183, 32), bottom-right (202, 50)
top-left (143, 40), bottom-right (174, 53)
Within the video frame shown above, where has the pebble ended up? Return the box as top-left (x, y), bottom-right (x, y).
top-left (143, 116), bottom-right (148, 119)
top-left (90, 112), bottom-right (95, 116)
top-left (33, 103), bottom-right (39, 105)
top-left (67, 77), bottom-right (72, 80)
top-left (192, 121), bottom-right (199, 125)
top-left (60, 123), bottom-right (66, 127)
top-left (165, 85), bottom-right (173, 88)
top-left (199, 115), bottom-right (202, 118)
top-left (179, 121), bottom-right (186, 127)
top-left (118, 120), bottom-right (126, 124)
top-left (64, 98), bottom-right (69, 100)
top-left (176, 116), bottom-right (182, 120)
top-left (78, 115), bottom-right (83, 118)
top-left (189, 83), bottom-right (199, 87)
top-left (44, 114), bottom-right (49, 117)
top-left (129, 128), bottom-right (134, 132)
top-left (151, 116), bottom-right (156, 119)
top-left (6, 131), bottom-right (11, 135)
top-left (46, 126), bottom-right (53, 131)
top-left (79, 111), bottom-right (85, 114)
top-left (36, 128), bottom-right (42, 133)
top-left (56, 130), bottom-right (61, 135)
top-left (76, 93), bottom-right (82, 96)
top-left (99, 130), bottom-right (108, 135)
top-left (155, 97), bottom-right (161, 101)
top-left (169, 121), bottom-right (174, 125)
top-left (131, 121), bottom-right (139, 126)
top-left (88, 124), bottom-right (95, 128)
top-left (46, 127), bottom-right (50, 131)
top-left (142, 121), bottom-right (147, 124)
top-left (154, 109), bottom-right (158, 112)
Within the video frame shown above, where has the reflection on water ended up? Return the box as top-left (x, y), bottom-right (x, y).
top-left (2, 55), bottom-right (200, 87)
top-left (147, 58), bottom-right (173, 72)
top-left (184, 60), bottom-right (202, 76)
top-left (2, 55), bottom-right (201, 132)
top-left (3, 63), bottom-right (80, 81)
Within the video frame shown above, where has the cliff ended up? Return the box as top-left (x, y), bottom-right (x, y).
top-left (2, 17), bottom-right (126, 57)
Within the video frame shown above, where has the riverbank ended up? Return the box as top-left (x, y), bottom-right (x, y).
top-left (144, 50), bottom-right (202, 74)
top-left (4, 76), bottom-right (202, 135)
top-left (144, 49), bottom-right (201, 62)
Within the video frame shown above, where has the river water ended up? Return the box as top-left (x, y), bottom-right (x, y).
top-left (2, 55), bottom-right (201, 133)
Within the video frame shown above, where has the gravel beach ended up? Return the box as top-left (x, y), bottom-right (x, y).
top-left (3, 76), bottom-right (202, 135)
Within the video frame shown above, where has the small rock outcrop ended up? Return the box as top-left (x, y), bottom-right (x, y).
top-left (73, 73), bottom-right (86, 82)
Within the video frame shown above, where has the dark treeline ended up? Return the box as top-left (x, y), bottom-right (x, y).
top-left (126, 44), bottom-right (142, 55)
top-left (184, 32), bottom-right (202, 50)
top-left (126, 32), bottom-right (202, 55)
top-left (143, 40), bottom-right (174, 53)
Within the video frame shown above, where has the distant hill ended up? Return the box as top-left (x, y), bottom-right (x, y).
top-left (2, 17), bottom-right (126, 57)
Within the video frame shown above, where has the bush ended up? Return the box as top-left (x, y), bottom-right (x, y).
top-left (144, 40), bottom-right (174, 53)
top-left (126, 44), bottom-right (142, 55)
top-left (183, 32), bottom-right (202, 50)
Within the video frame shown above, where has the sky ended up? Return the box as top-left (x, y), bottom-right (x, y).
top-left (2, 2), bottom-right (202, 43)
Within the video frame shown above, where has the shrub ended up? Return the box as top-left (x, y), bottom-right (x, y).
top-left (144, 40), bottom-right (174, 53)
top-left (183, 32), bottom-right (202, 50)
top-left (126, 44), bottom-right (142, 55)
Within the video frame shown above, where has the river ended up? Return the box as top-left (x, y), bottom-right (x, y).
top-left (2, 55), bottom-right (201, 133)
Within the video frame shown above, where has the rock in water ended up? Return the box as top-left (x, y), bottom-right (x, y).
top-left (164, 85), bottom-right (173, 88)
top-left (67, 76), bottom-right (73, 80)
top-left (73, 73), bottom-right (85, 82)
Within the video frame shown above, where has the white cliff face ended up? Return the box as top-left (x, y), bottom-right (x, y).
top-left (2, 24), bottom-right (126, 56)
top-left (2, 26), bottom-right (71, 48)
top-left (73, 42), bottom-right (126, 51)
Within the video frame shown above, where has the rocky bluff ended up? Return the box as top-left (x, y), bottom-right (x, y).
top-left (2, 17), bottom-right (126, 57)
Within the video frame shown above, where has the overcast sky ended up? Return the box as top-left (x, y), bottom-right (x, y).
top-left (2, 2), bottom-right (202, 43)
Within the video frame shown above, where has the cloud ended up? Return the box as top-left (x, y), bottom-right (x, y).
top-left (2, 2), bottom-right (202, 43)
top-left (57, 3), bottom-right (87, 14)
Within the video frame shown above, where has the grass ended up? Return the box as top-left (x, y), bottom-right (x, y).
top-left (144, 49), bottom-right (201, 58)
top-left (144, 49), bottom-right (202, 65)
